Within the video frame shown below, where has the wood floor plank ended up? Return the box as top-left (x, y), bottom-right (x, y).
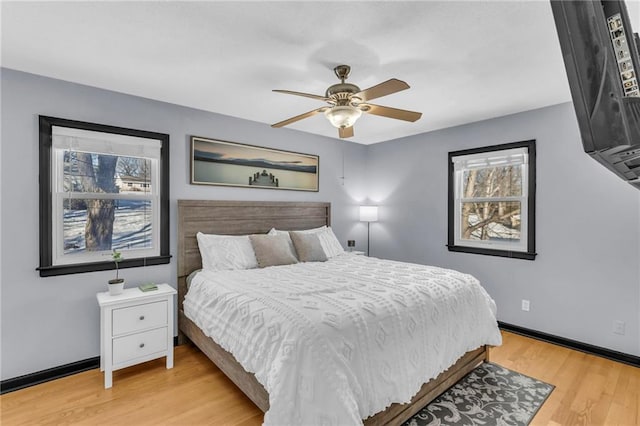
top-left (490, 332), bottom-right (639, 426)
top-left (1, 332), bottom-right (638, 426)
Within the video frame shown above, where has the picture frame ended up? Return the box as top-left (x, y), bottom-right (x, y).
top-left (190, 136), bottom-right (319, 192)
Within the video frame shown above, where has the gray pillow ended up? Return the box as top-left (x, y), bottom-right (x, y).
top-left (249, 234), bottom-right (299, 268)
top-left (289, 232), bottom-right (328, 263)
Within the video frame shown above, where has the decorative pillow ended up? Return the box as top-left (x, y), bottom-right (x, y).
top-left (289, 232), bottom-right (328, 262)
top-left (249, 234), bottom-right (299, 268)
top-left (268, 225), bottom-right (326, 236)
top-left (268, 225), bottom-right (343, 258)
top-left (196, 232), bottom-right (258, 271)
top-left (267, 228), bottom-right (298, 259)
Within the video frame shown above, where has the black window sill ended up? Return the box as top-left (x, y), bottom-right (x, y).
top-left (447, 245), bottom-right (536, 260)
top-left (37, 255), bottom-right (172, 277)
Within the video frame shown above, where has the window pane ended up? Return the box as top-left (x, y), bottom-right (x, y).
top-left (63, 151), bottom-right (151, 194)
top-left (461, 201), bottom-right (521, 241)
top-left (462, 165), bottom-right (522, 198)
top-left (63, 199), bottom-right (153, 254)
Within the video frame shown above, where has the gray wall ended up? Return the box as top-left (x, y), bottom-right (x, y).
top-left (367, 102), bottom-right (640, 356)
top-left (0, 68), bottom-right (369, 380)
top-left (2, 68), bottom-right (638, 381)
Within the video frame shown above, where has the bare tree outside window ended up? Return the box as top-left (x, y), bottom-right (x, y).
top-left (461, 165), bottom-right (522, 242)
top-left (63, 152), bottom-right (153, 254)
top-left (448, 140), bottom-right (536, 260)
top-left (39, 116), bottom-right (170, 277)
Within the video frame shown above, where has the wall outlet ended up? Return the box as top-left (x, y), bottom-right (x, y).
top-left (613, 320), bottom-right (626, 335)
top-left (521, 299), bottom-right (530, 312)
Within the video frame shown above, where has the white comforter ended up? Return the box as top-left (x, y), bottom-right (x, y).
top-left (184, 254), bottom-right (502, 426)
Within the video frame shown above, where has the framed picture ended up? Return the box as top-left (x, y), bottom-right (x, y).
top-left (190, 136), bottom-right (319, 192)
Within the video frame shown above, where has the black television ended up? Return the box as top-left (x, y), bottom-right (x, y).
top-left (550, 0), bottom-right (640, 189)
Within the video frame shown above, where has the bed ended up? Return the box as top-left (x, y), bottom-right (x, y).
top-left (177, 200), bottom-right (501, 426)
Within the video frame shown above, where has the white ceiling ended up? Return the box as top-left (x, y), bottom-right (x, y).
top-left (0, 1), bottom-right (620, 145)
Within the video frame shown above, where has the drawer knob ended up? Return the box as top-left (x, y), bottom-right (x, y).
top-left (139, 315), bottom-right (145, 321)
top-left (139, 343), bottom-right (145, 348)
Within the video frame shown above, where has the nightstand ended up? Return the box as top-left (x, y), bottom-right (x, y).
top-left (96, 283), bottom-right (177, 389)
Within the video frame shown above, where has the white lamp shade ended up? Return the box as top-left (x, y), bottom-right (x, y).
top-left (324, 105), bottom-right (362, 128)
top-left (359, 205), bottom-right (379, 222)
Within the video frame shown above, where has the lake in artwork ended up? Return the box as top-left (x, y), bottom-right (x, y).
top-left (191, 137), bottom-right (319, 191)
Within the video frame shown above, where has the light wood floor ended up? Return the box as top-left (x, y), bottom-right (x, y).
top-left (1, 331), bottom-right (638, 425)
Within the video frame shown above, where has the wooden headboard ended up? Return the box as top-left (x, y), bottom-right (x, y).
top-left (177, 200), bottom-right (331, 308)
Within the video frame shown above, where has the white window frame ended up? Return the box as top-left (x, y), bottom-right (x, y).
top-left (51, 126), bottom-right (161, 266)
top-left (448, 140), bottom-right (536, 260)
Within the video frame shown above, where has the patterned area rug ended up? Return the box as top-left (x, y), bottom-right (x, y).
top-left (405, 362), bottom-right (554, 426)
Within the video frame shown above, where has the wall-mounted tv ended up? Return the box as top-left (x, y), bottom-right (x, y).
top-left (551, 0), bottom-right (640, 189)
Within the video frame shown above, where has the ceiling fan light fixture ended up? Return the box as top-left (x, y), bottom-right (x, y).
top-left (324, 105), bottom-right (362, 129)
top-left (272, 65), bottom-right (421, 137)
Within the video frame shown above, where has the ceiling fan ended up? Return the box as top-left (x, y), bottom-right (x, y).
top-left (271, 65), bottom-right (422, 138)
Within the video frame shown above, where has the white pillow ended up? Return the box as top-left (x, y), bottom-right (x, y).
top-left (196, 232), bottom-right (258, 271)
top-left (316, 227), bottom-right (344, 258)
top-left (268, 226), bottom-right (344, 258)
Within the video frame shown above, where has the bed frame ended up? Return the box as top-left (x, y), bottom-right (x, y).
top-left (177, 199), bottom-right (489, 425)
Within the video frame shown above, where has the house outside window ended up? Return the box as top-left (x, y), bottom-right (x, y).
top-left (448, 140), bottom-right (536, 260)
top-left (39, 116), bottom-right (170, 277)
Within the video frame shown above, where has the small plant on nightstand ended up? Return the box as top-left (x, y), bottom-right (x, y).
top-left (108, 249), bottom-right (125, 295)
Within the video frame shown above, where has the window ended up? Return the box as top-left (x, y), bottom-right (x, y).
top-left (38, 116), bottom-right (170, 277)
top-left (448, 140), bottom-right (536, 260)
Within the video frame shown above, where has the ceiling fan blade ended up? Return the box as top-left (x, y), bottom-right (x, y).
top-left (362, 104), bottom-right (422, 122)
top-left (271, 108), bottom-right (325, 128)
top-left (273, 89), bottom-right (330, 102)
top-left (354, 78), bottom-right (410, 102)
top-left (339, 126), bottom-right (354, 138)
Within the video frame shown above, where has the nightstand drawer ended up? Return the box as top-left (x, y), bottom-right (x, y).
top-left (112, 327), bottom-right (167, 365)
top-left (112, 300), bottom-right (167, 336)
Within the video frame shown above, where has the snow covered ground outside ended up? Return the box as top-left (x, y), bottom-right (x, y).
top-left (63, 200), bottom-right (152, 253)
